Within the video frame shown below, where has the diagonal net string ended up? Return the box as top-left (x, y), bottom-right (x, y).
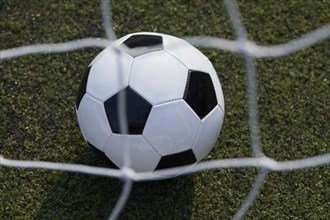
top-left (224, 0), bottom-right (264, 158)
top-left (233, 169), bottom-right (269, 220)
top-left (0, 0), bottom-right (329, 219)
top-left (224, 1), bottom-right (265, 218)
top-left (101, 1), bottom-right (133, 219)
top-left (101, 0), bottom-right (117, 41)
top-left (108, 168), bottom-right (133, 220)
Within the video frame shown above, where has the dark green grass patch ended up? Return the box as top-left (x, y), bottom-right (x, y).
top-left (1, 0), bottom-right (329, 219)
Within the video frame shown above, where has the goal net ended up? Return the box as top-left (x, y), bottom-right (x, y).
top-left (1, 0), bottom-right (329, 219)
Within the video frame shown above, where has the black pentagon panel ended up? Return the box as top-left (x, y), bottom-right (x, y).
top-left (76, 66), bottom-right (92, 109)
top-left (183, 70), bottom-right (217, 119)
top-left (119, 34), bottom-right (163, 57)
top-left (104, 86), bottom-right (152, 135)
top-left (87, 142), bottom-right (119, 169)
top-left (155, 149), bottom-right (197, 170)
top-left (123, 34), bottom-right (163, 48)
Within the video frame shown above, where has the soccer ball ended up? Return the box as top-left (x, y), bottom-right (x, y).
top-left (76, 32), bottom-right (225, 173)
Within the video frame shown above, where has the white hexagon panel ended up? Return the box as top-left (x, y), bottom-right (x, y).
top-left (192, 106), bottom-right (224, 161)
top-left (162, 34), bottom-right (210, 73)
top-left (129, 50), bottom-right (188, 105)
top-left (76, 94), bottom-right (112, 151)
top-left (86, 49), bottom-right (133, 102)
top-left (89, 46), bottom-right (110, 67)
top-left (104, 134), bottom-right (161, 172)
top-left (143, 99), bottom-right (201, 156)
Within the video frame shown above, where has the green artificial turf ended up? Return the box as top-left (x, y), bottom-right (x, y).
top-left (0, 0), bottom-right (329, 219)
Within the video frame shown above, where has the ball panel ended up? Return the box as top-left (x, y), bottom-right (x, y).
top-left (76, 66), bottom-right (91, 109)
top-left (143, 100), bottom-right (201, 156)
top-left (209, 63), bottom-right (225, 112)
top-left (77, 94), bottom-right (112, 151)
top-left (119, 34), bottom-right (163, 57)
top-left (86, 49), bottom-right (133, 102)
top-left (123, 34), bottom-right (162, 48)
top-left (163, 35), bottom-right (210, 73)
top-left (155, 149), bottom-right (197, 170)
top-left (87, 142), bottom-right (119, 169)
top-left (104, 134), bottom-right (161, 172)
top-left (104, 86), bottom-right (152, 135)
top-left (184, 70), bottom-right (218, 119)
top-left (113, 32), bottom-right (163, 48)
top-left (192, 106), bottom-right (224, 161)
top-left (129, 50), bottom-right (188, 105)
top-left (89, 47), bottom-right (110, 67)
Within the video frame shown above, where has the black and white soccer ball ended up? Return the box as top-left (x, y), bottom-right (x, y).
top-left (76, 32), bottom-right (225, 173)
